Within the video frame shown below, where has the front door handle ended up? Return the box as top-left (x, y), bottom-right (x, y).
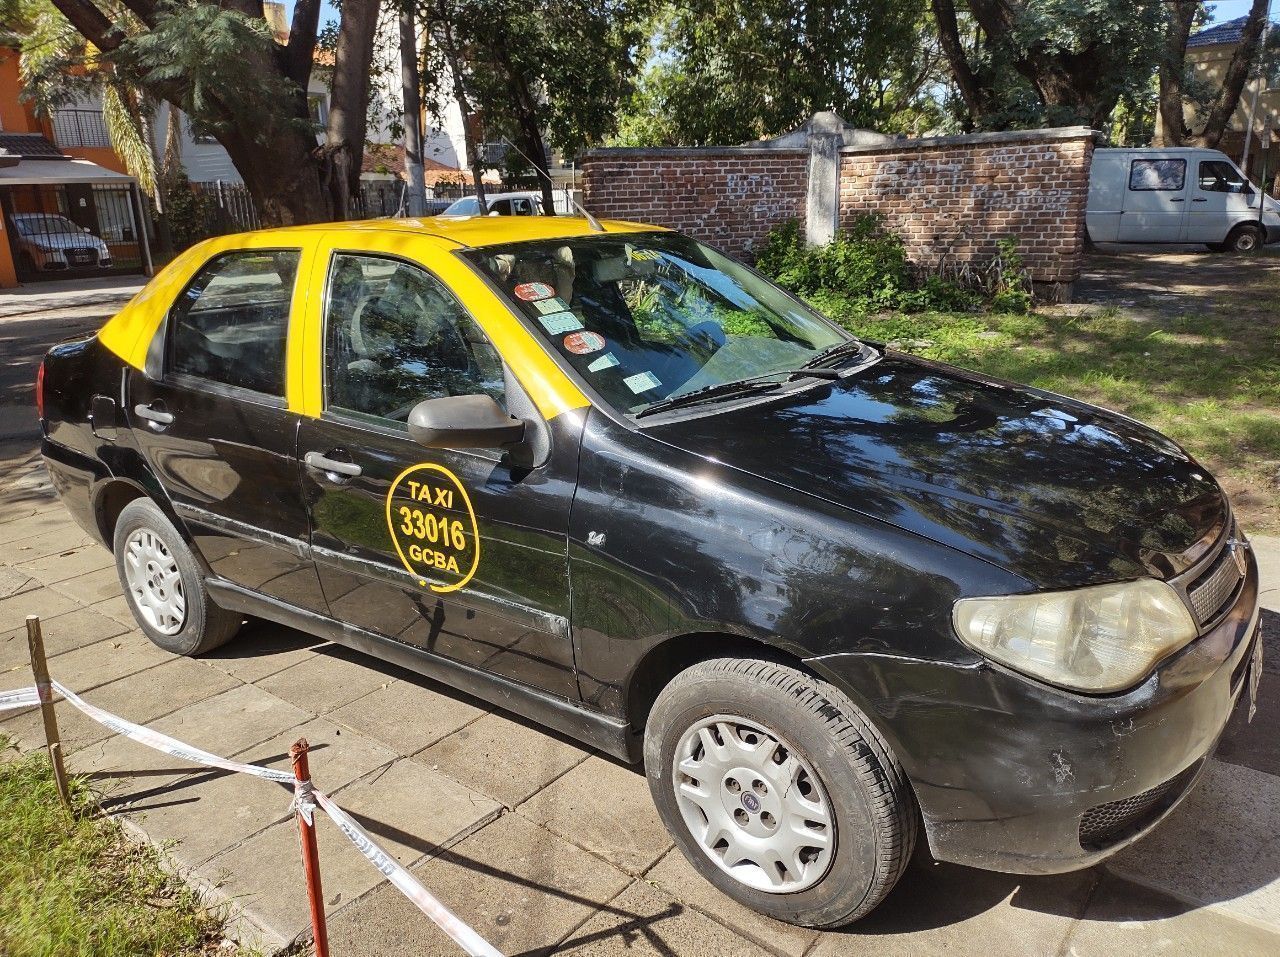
top-left (1169, 198), bottom-right (1185, 203)
top-left (133, 403), bottom-right (174, 426)
top-left (1192, 197), bottom-right (1208, 203)
top-left (304, 451), bottom-right (363, 478)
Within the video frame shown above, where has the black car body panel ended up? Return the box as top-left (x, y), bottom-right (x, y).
top-left (38, 242), bottom-right (1260, 879)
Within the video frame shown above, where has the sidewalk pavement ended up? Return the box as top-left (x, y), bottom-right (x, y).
top-left (0, 275), bottom-right (145, 319)
top-left (1, 447), bottom-right (1278, 956)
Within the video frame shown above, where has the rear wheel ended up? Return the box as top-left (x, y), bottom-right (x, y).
top-left (644, 657), bottom-right (917, 928)
top-left (113, 498), bottom-right (241, 655)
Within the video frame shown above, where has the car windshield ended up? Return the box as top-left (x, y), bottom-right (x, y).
top-left (15, 215), bottom-right (79, 236)
top-left (463, 232), bottom-right (851, 416)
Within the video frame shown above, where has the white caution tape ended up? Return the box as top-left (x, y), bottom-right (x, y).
top-left (2, 680), bottom-right (504, 956)
top-left (50, 680), bottom-right (294, 783)
top-left (313, 789), bottom-right (503, 957)
top-left (0, 686), bottom-right (39, 712)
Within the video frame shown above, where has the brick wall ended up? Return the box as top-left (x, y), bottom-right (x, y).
top-left (579, 148), bottom-right (808, 257)
top-left (580, 127), bottom-right (1096, 291)
top-left (839, 132), bottom-right (1094, 285)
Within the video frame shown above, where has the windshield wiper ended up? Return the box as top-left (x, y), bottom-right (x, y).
top-left (797, 339), bottom-right (867, 372)
top-left (634, 374), bottom-right (786, 419)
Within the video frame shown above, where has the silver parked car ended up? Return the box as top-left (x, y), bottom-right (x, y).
top-left (9, 213), bottom-right (113, 271)
top-left (1087, 147), bottom-right (1280, 252)
top-left (441, 190), bottom-right (571, 216)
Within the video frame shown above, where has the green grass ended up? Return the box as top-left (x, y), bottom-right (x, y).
top-left (807, 290), bottom-right (1280, 533)
top-left (0, 738), bottom-right (236, 957)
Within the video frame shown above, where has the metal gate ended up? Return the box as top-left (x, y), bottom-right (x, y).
top-left (0, 183), bottom-right (148, 282)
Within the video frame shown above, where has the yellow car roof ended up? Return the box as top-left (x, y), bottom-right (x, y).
top-left (266, 215), bottom-right (665, 247)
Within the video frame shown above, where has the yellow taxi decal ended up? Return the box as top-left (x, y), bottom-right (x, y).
top-left (385, 462), bottom-right (480, 593)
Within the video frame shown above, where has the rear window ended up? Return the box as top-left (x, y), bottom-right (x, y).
top-left (169, 250), bottom-right (300, 397)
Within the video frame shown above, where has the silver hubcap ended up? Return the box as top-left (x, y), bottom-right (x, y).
top-left (123, 528), bottom-right (186, 635)
top-left (672, 715), bottom-right (835, 893)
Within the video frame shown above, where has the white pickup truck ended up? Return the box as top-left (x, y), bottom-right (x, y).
top-left (1087, 147), bottom-right (1280, 252)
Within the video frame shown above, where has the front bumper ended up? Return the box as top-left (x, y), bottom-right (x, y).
top-left (813, 546), bottom-right (1260, 875)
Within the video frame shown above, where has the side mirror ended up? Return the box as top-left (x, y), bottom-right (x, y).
top-left (407, 394), bottom-right (526, 450)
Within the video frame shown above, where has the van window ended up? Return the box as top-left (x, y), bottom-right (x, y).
top-left (1129, 159), bottom-right (1186, 192)
top-left (1198, 160), bottom-right (1249, 193)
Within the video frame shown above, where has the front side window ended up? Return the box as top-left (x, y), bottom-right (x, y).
top-left (463, 232), bottom-right (846, 416)
top-left (170, 249), bottom-right (299, 396)
top-left (1129, 159), bottom-right (1186, 191)
top-left (324, 253), bottom-right (506, 426)
top-left (1198, 160), bottom-right (1249, 193)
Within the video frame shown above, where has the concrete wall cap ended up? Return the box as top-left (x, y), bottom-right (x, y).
top-left (840, 126), bottom-right (1098, 154)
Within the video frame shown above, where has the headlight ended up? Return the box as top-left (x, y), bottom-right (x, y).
top-left (952, 579), bottom-right (1197, 693)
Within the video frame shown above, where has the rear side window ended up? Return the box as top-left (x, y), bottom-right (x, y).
top-left (1129, 159), bottom-right (1186, 192)
top-left (169, 250), bottom-right (300, 397)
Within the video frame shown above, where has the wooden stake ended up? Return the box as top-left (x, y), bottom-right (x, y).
top-left (26, 615), bottom-right (71, 810)
top-left (291, 738), bottom-right (330, 957)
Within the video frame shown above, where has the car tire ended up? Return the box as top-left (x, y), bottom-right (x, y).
top-left (644, 657), bottom-right (917, 928)
top-left (112, 498), bottom-right (242, 656)
top-left (1224, 224), bottom-right (1263, 254)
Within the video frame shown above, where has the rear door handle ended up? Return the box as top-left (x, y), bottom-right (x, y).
top-left (1169, 198), bottom-right (1185, 203)
top-left (133, 403), bottom-right (174, 426)
top-left (1192, 198), bottom-right (1208, 203)
top-left (304, 451), bottom-right (363, 478)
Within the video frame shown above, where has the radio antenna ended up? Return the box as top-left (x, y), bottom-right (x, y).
top-left (500, 135), bottom-right (605, 231)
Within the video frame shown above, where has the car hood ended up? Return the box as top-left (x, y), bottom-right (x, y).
top-left (24, 231), bottom-right (103, 248)
top-left (648, 353), bottom-right (1226, 588)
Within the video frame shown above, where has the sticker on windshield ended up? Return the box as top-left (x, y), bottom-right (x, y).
top-left (385, 463), bottom-right (480, 593)
top-left (588, 352), bottom-right (619, 372)
top-left (533, 297), bottom-right (569, 315)
top-left (563, 331), bottom-right (606, 355)
top-left (514, 281), bottom-right (555, 301)
top-left (624, 371), bottom-right (661, 394)
top-left (538, 311), bottom-right (583, 335)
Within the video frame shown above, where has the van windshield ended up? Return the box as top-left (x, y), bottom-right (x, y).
top-left (462, 232), bottom-right (849, 416)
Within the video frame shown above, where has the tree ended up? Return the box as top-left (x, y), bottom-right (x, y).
top-left (421, 0), bottom-right (647, 212)
top-left (1159, 0), bottom-right (1270, 148)
top-left (38, 0), bottom-right (382, 225)
top-left (614, 1), bottom-right (933, 146)
top-left (931, 0), bottom-right (1167, 131)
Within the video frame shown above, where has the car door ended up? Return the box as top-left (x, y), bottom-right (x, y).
top-left (1184, 158), bottom-right (1255, 243)
top-left (297, 241), bottom-right (585, 699)
top-left (1118, 157), bottom-right (1188, 242)
top-left (128, 242), bottom-right (328, 612)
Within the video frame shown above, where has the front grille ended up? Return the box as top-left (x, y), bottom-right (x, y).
top-left (1186, 542), bottom-right (1244, 625)
top-left (64, 247), bottom-right (97, 266)
top-left (1079, 761), bottom-right (1201, 851)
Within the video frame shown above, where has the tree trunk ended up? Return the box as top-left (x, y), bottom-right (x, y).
top-left (1158, 1), bottom-right (1198, 145)
top-left (932, 0), bottom-right (985, 131)
top-left (400, 5), bottom-right (426, 217)
top-left (324, 0), bottom-right (381, 219)
top-left (1186, 0), bottom-right (1270, 148)
top-left (138, 102), bottom-right (174, 259)
top-left (492, 35), bottom-right (556, 215)
top-left (439, 16), bottom-right (488, 213)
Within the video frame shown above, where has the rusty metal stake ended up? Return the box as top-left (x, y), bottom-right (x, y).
top-left (291, 738), bottom-right (330, 957)
top-left (26, 615), bottom-right (71, 810)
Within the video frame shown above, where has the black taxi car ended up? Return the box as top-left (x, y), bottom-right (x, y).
top-left (38, 215), bottom-right (1261, 927)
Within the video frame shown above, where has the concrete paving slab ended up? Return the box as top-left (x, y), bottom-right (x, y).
top-left (0, 524), bottom-right (94, 564)
top-left (235, 716), bottom-right (399, 795)
top-left (0, 585), bottom-right (79, 631)
top-left (30, 626), bottom-right (174, 691)
top-left (90, 593), bottom-right (139, 627)
top-left (1107, 758), bottom-right (1280, 931)
top-left (807, 858), bottom-right (1096, 957)
top-left (517, 755), bottom-right (671, 876)
top-left (330, 676), bottom-right (486, 757)
top-left (417, 711), bottom-right (588, 809)
top-left (255, 645), bottom-right (397, 715)
top-left (49, 565), bottom-right (126, 606)
top-left (1251, 535), bottom-right (1279, 614)
top-left (207, 757), bottom-right (502, 945)
top-left (0, 606), bottom-right (129, 674)
top-left (556, 877), bottom-right (768, 955)
top-left (0, 565), bottom-right (37, 599)
top-left (1064, 872), bottom-right (1278, 956)
top-left (1217, 670), bottom-right (1280, 777)
top-left (15, 540), bottom-right (112, 585)
top-left (0, 507), bottom-right (74, 545)
top-left (646, 847), bottom-right (819, 957)
top-left (201, 621), bottom-right (328, 684)
top-left (331, 811), bottom-right (634, 957)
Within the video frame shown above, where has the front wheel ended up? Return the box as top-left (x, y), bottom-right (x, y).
top-left (1224, 224), bottom-right (1264, 253)
top-left (644, 657), bottom-right (917, 928)
top-left (113, 498), bottom-right (242, 655)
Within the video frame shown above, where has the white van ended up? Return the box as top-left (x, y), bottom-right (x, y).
top-left (1086, 147), bottom-right (1280, 252)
